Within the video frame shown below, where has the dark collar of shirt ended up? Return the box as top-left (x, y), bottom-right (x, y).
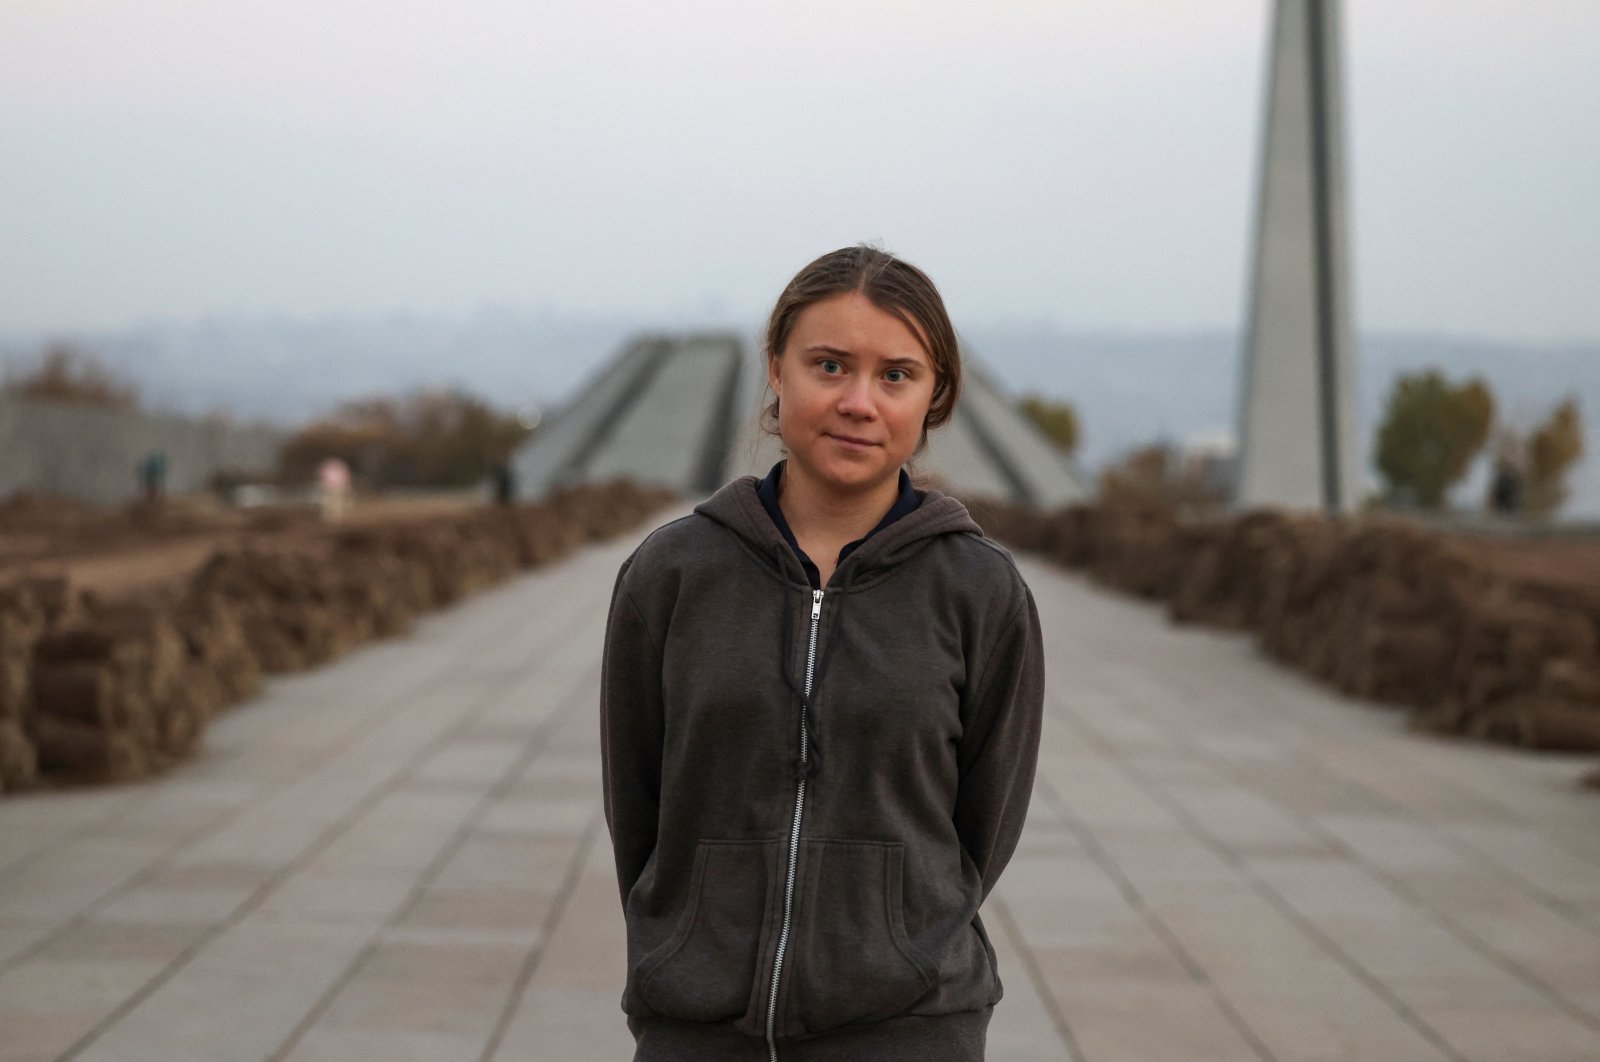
top-left (755, 459), bottom-right (921, 591)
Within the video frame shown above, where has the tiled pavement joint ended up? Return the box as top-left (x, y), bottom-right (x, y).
top-left (0, 564), bottom-right (594, 943)
top-left (264, 654), bottom-right (606, 1062)
top-left (476, 811), bottom-right (605, 1062)
top-left (989, 894), bottom-right (1086, 1061)
top-left (49, 561), bottom-right (618, 1061)
top-left (1062, 671), bottom-right (1600, 1035)
top-left (1030, 771), bottom-right (1282, 1062)
top-left (1051, 713), bottom-right (1468, 1062)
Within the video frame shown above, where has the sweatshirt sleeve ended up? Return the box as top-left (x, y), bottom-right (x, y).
top-left (953, 582), bottom-right (1045, 903)
top-left (599, 555), bottom-right (665, 910)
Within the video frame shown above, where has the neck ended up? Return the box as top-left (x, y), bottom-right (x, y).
top-left (778, 461), bottom-right (900, 544)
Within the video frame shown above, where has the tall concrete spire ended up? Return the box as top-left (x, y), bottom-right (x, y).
top-left (1235, 0), bottom-right (1360, 514)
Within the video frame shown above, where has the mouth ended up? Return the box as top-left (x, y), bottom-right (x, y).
top-left (827, 433), bottom-right (879, 449)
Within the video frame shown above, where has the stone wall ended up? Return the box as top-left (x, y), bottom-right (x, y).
top-left (0, 396), bottom-right (284, 504)
top-left (973, 499), bottom-right (1600, 778)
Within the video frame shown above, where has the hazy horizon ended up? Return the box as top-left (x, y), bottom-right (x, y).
top-left (6, 310), bottom-right (1597, 418)
top-left (4, 310), bottom-right (1595, 520)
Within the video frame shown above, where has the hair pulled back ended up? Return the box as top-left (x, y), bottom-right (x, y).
top-left (761, 244), bottom-right (962, 452)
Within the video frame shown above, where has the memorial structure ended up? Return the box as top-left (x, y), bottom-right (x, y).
top-left (1236, 0), bottom-right (1360, 513)
top-left (510, 333), bottom-right (1086, 507)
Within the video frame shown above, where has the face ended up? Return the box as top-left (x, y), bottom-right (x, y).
top-left (768, 291), bottom-right (938, 501)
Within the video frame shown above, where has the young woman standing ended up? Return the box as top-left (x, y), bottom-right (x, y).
top-left (601, 245), bottom-right (1045, 1061)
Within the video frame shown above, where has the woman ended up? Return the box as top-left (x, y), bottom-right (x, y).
top-left (601, 245), bottom-right (1045, 1061)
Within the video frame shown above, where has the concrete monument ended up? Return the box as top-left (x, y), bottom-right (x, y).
top-left (1235, 0), bottom-right (1360, 513)
top-left (512, 333), bottom-right (1087, 507)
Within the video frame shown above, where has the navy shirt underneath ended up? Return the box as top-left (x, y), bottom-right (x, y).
top-left (756, 459), bottom-right (921, 590)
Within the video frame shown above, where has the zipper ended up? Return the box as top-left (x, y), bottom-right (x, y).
top-left (766, 588), bottom-right (824, 1061)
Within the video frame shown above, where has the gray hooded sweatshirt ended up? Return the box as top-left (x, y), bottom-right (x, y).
top-left (601, 474), bottom-right (1045, 1060)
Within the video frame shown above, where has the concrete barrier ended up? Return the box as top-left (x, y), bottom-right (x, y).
top-left (0, 396), bottom-right (284, 504)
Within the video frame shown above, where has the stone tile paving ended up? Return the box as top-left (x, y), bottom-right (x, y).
top-left (1, 517), bottom-right (1597, 1061)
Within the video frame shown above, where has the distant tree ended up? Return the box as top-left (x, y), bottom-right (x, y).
top-left (1097, 441), bottom-right (1230, 515)
top-left (2, 342), bottom-right (139, 408)
top-left (403, 388), bottom-right (532, 486)
top-left (1018, 394), bottom-right (1080, 455)
top-left (1098, 444), bottom-right (1171, 508)
top-left (280, 387), bottom-right (532, 489)
top-left (1522, 398), bottom-right (1584, 517)
top-left (1374, 371), bottom-right (1494, 510)
top-left (279, 414), bottom-right (395, 488)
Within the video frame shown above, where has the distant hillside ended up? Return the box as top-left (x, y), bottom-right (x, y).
top-left (3, 314), bottom-right (1595, 517)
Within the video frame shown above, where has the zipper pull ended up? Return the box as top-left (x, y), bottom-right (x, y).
top-left (811, 589), bottom-right (823, 620)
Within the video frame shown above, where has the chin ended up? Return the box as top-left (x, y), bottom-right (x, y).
top-left (809, 454), bottom-right (893, 492)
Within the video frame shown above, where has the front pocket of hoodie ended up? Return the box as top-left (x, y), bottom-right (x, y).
top-left (791, 839), bottom-right (937, 1033)
top-left (636, 840), bottom-right (773, 1023)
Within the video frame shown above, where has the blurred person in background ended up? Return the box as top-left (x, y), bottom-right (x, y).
top-left (318, 457), bottom-right (351, 522)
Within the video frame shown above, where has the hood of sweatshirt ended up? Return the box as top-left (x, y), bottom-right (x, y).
top-left (692, 473), bottom-right (984, 593)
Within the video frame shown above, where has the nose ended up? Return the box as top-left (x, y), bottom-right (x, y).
top-left (836, 375), bottom-right (876, 419)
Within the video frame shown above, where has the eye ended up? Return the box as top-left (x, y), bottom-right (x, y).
top-left (818, 359), bottom-right (843, 375)
top-left (885, 368), bottom-right (910, 384)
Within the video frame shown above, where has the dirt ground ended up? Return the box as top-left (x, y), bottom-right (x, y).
top-left (1452, 537), bottom-right (1600, 593)
top-left (0, 491), bottom-right (484, 601)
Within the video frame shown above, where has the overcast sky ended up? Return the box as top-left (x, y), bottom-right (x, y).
top-left (1, 0), bottom-right (1596, 341)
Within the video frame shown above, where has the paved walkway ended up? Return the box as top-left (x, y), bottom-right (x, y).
top-left (2, 514), bottom-right (1599, 1062)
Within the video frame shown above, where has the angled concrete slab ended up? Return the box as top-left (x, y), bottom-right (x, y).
top-left (518, 334), bottom-right (1088, 506)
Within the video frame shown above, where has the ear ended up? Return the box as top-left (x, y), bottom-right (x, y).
top-left (766, 352), bottom-right (782, 397)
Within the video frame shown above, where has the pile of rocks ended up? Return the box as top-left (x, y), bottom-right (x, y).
top-left (29, 601), bottom-right (209, 782)
top-left (974, 499), bottom-right (1191, 598)
top-left (0, 481), bottom-right (674, 793)
top-left (978, 499), bottom-right (1600, 764)
top-left (0, 578), bottom-right (70, 789)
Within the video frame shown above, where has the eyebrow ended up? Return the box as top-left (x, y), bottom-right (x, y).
top-left (802, 344), bottom-right (926, 369)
